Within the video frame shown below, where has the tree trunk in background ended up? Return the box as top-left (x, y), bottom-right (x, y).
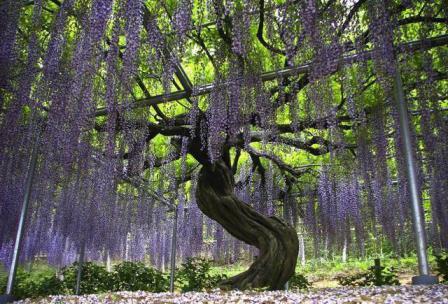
top-left (298, 219), bottom-right (306, 267)
top-left (106, 251), bottom-right (112, 272)
top-left (196, 160), bottom-right (299, 290)
top-left (299, 234), bottom-right (306, 266)
top-left (342, 236), bottom-right (348, 263)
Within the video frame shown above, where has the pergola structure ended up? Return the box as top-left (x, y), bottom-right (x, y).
top-left (95, 34), bottom-right (448, 116)
top-left (1, 1), bottom-right (447, 301)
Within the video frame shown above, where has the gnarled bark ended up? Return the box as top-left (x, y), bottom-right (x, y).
top-left (196, 160), bottom-right (299, 290)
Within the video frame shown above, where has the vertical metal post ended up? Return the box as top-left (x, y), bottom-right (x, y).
top-left (374, 258), bottom-right (381, 270)
top-left (393, 68), bottom-right (438, 285)
top-left (75, 244), bottom-right (85, 295)
top-left (169, 207), bottom-right (178, 292)
top-left (5, 137), bottom-right (39, 296)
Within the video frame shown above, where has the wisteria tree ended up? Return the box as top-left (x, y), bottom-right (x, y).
top-left (1, 0), bottom-right (447, 291)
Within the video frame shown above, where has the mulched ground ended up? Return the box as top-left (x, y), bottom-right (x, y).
top-left (15, 285), bottom-right (448, 303)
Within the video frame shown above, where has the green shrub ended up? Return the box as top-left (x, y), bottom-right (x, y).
top-left (176, 258), bottom-right (227, 292)
top-left (288, 273), bottom-right (312, 290)
top-left (1, 261), bottom-right (172, 298)
top-left (0, 269), bottom-right (63, 299)
top-left (112, 261), bottom-right (168, 292)
top-left (61, 262), bottom-right (114, 294)
top-left (434, 251), bottom-right (448, 283)
top-left (17, 271), bottom-right (63, 299)
top-left (337, 260), bottom-right (400, 287)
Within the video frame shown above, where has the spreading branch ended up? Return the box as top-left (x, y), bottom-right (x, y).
top-left (257, 0), bottom-right (286, 55)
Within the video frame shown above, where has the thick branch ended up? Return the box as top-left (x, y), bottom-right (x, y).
top-left (246, 146), bottom-right (303, 177)
top-left (398, 16), bottom-right (448, 26)
top-left (257, 0), bottom-right (286, 55)
top-left (337, 0), bottom-right (368, 37)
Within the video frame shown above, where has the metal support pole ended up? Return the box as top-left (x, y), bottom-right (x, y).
top-left (75, 244), bottom-right (85, 295)
top-left (169, 207), bottom-right (178, 292)
top-left (393, 68), bottom-right (438, 285)
top-left (2, 137), bottom-right (39, 303)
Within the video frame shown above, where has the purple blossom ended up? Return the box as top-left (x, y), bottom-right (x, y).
top-left (122, 0), bottom-right (143, 83)
top-left (172, 0), bottom-right (193, 43)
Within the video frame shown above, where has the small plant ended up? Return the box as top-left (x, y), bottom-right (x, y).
top-left (337, 259), bottom-right (400, 287)
top-left (337, 271), bottom-right (366, 286)
top-left (176, 257), bottom-right (227, 292)
top-left (434, 251), bottom-right (448, 283)
top-left (112, 261), bottom-right (169, 292)
top-left (288, 273), bottom-right (312, 290)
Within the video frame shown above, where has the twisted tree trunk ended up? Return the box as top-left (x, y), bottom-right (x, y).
top-left (196, 160), bottom-right (299, 290)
